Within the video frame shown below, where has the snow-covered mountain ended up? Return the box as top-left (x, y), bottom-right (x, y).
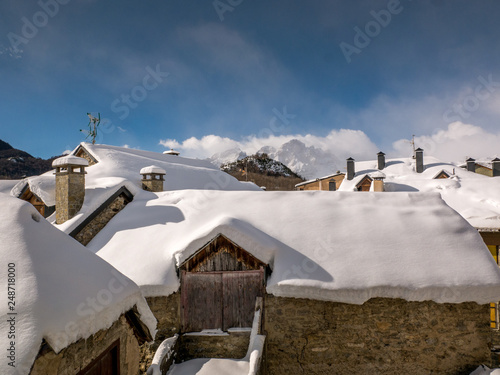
top-left (208, 147), bottom-right (247, 166)
top-left (209, 139), bottom-right (345, 180)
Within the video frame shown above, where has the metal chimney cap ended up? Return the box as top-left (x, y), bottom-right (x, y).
top-left (377, 151), bottom-right (385, 155)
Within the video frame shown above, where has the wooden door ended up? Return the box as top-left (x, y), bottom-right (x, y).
top-left (181, 271), bottom-right (223, 332)
top-left (181, 269), bottom-right (264, 332)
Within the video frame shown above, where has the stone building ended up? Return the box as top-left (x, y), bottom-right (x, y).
top-left (9, 142), bottom-right (500, 374)
top-left (0, 195), bottom-right (156, 375)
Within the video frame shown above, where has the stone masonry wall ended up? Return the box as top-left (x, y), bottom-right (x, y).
top-left (75, 148), bottom-right (97, 166)
top-left (74, 194), bottom-right (128, 246)
top-left (138, 294), bottom-right (182, 372)
top-left (264, 296), bottom-right (491, 375)
top-left (31, 315), bottom-right (141, 375)
top-left (146, 293), bottom-right (181, 343)
top-left (178, 331), bottom-right (250, 361)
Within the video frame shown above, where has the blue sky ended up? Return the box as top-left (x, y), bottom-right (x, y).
top-left (1, 0), bottom-right (500, 160)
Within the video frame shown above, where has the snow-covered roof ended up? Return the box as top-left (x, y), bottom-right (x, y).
top-left (338, 156), bottom-right (500, 230)
top-left (295, 172), bottom-right (344, 187)
top-left (10, 142), bottom-right (261, 233)
top-left (369, 171), bottom-right (386, 179)
top-left (52, 155), bottom-right (89, 167)
top-left (0, 193), bottom-right (157, 374)
top-left (89, 189), bottom-right (500, 305)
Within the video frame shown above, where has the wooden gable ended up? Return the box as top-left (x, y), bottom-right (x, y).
top-left (179, 234), bottom-right (266, 272)
top-left (356, 175), bottom-right (373, 192)
top-left (19, 185), bottom-right (54, 218)
top-left (433, 170), bottom-right (451, 179)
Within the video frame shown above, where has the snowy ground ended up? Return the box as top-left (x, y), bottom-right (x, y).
top-left (167, 358), bottom-right (249, 375)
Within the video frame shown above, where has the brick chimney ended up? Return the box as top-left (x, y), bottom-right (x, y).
top-left (140, 165), bottom-right (166, 192)
top-left (377, 151), bottom-right (385, 170)
top-left (346, 157), bottom-right (355, 180)
top-left (466, 158), bottom-right (476, 173)
top-left (493, 158), bottom-right (500, 177)
top-left (52, 155), bottom-right (89, 224)
top-left (415, 148), bottom-right (424, 173)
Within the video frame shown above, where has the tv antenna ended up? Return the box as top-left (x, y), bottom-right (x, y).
top-left (80, 113), bottom-right (101, 144)
top-left (405, 135), bottom-right (416, 159)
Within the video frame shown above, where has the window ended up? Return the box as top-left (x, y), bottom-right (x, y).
top-left (77, 340), bottom-right (120, 375)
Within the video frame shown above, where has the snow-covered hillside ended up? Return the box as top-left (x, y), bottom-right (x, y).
top-left (209, 139), bottom-right (346, 179)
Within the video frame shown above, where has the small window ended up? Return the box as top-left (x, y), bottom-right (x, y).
top-left (77, 340), bottom-right (120, 375)
top-left (328, 180), bottom-right (336, 191)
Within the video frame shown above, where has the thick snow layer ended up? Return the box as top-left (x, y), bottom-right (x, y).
top-left (167, 357), bottom-right (250, 375)
top-left (147, 334), bottom-right (179, 375)
top-left (140, 165), bottom-right (166, 174)
top-left (11, 175), bottom-right (56, 206)
top-left (0, 179), bottom-right (20, 194)
top-left (338, 156), bottom-right (500, 230)
top-left (10, 143), bottom-right (261, 234)
top-left (90, 190), bottom-right (500, 304)
top-left (52, 155), bottom-right (89, 167)
top-left (470, 365), bottom-right (500, 375)
top-left (0, 194), bottom-right (156, 374)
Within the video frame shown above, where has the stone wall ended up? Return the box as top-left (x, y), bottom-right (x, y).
top-left (74, 194), bottom-right (129, 246)
top-left (75, 147), bottom-right (98, 166)
top-left (264, 296), bottom-right (491, 375)
top-left (178, 331), bottom-right (250, 360)
top-left (31, 314), bottom-right (141, 375)
top-left (146, 293), bottom-right (181, 343)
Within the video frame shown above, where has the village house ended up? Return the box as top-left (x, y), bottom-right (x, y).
top-left (6, 142), bottom-right (500, 374)
top-left (0, 193), bottom-right (157, 375)
top-left (296, 149), bottom-right (500, 332)
top-left (461, 157), bottom-right (500, 177)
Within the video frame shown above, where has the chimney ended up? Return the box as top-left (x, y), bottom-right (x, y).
top-left (346, 157), bottom-right (355, 180)
top-left (415, 148), bottom-right (424, 173)
top-left (466, 158), bottom-right (476, 173)
top-left (163, 149), bottom-right (180, 156)
top-left (377, 151), bottom-right (385, 170)
top-left (53, 155), bottom-right (89, 224)
top-left (493, 158), bottom-right (500, 177)
top-left (140, 165), bottom-right (166, 192)
top-left (371, 171), bottom-right (386, 192)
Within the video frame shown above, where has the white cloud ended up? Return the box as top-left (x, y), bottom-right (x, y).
top-left (162, 121), bottom-right (500, 174)
top-left (160, 129), bottom-right (379, 161)
top-left (392, 122), bottom-right (500, 162)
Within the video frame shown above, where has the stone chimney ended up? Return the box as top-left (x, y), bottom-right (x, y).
top-left (466, 158), bottom-right (476, 173)
top-left (346, 157), bottom-right (355, 180)
top-left (415, 148), bottom-right (424, 173)
top-left (52, 155), bottom-right (89, 224)
top-left (140, 165), bottom-right (166, 192)
top-left (371, 171), bottom-right (386, 192)
top-left (377, 151), bottom-right (385, 170)
top-left (493, 158), bottom-right (500, 177)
